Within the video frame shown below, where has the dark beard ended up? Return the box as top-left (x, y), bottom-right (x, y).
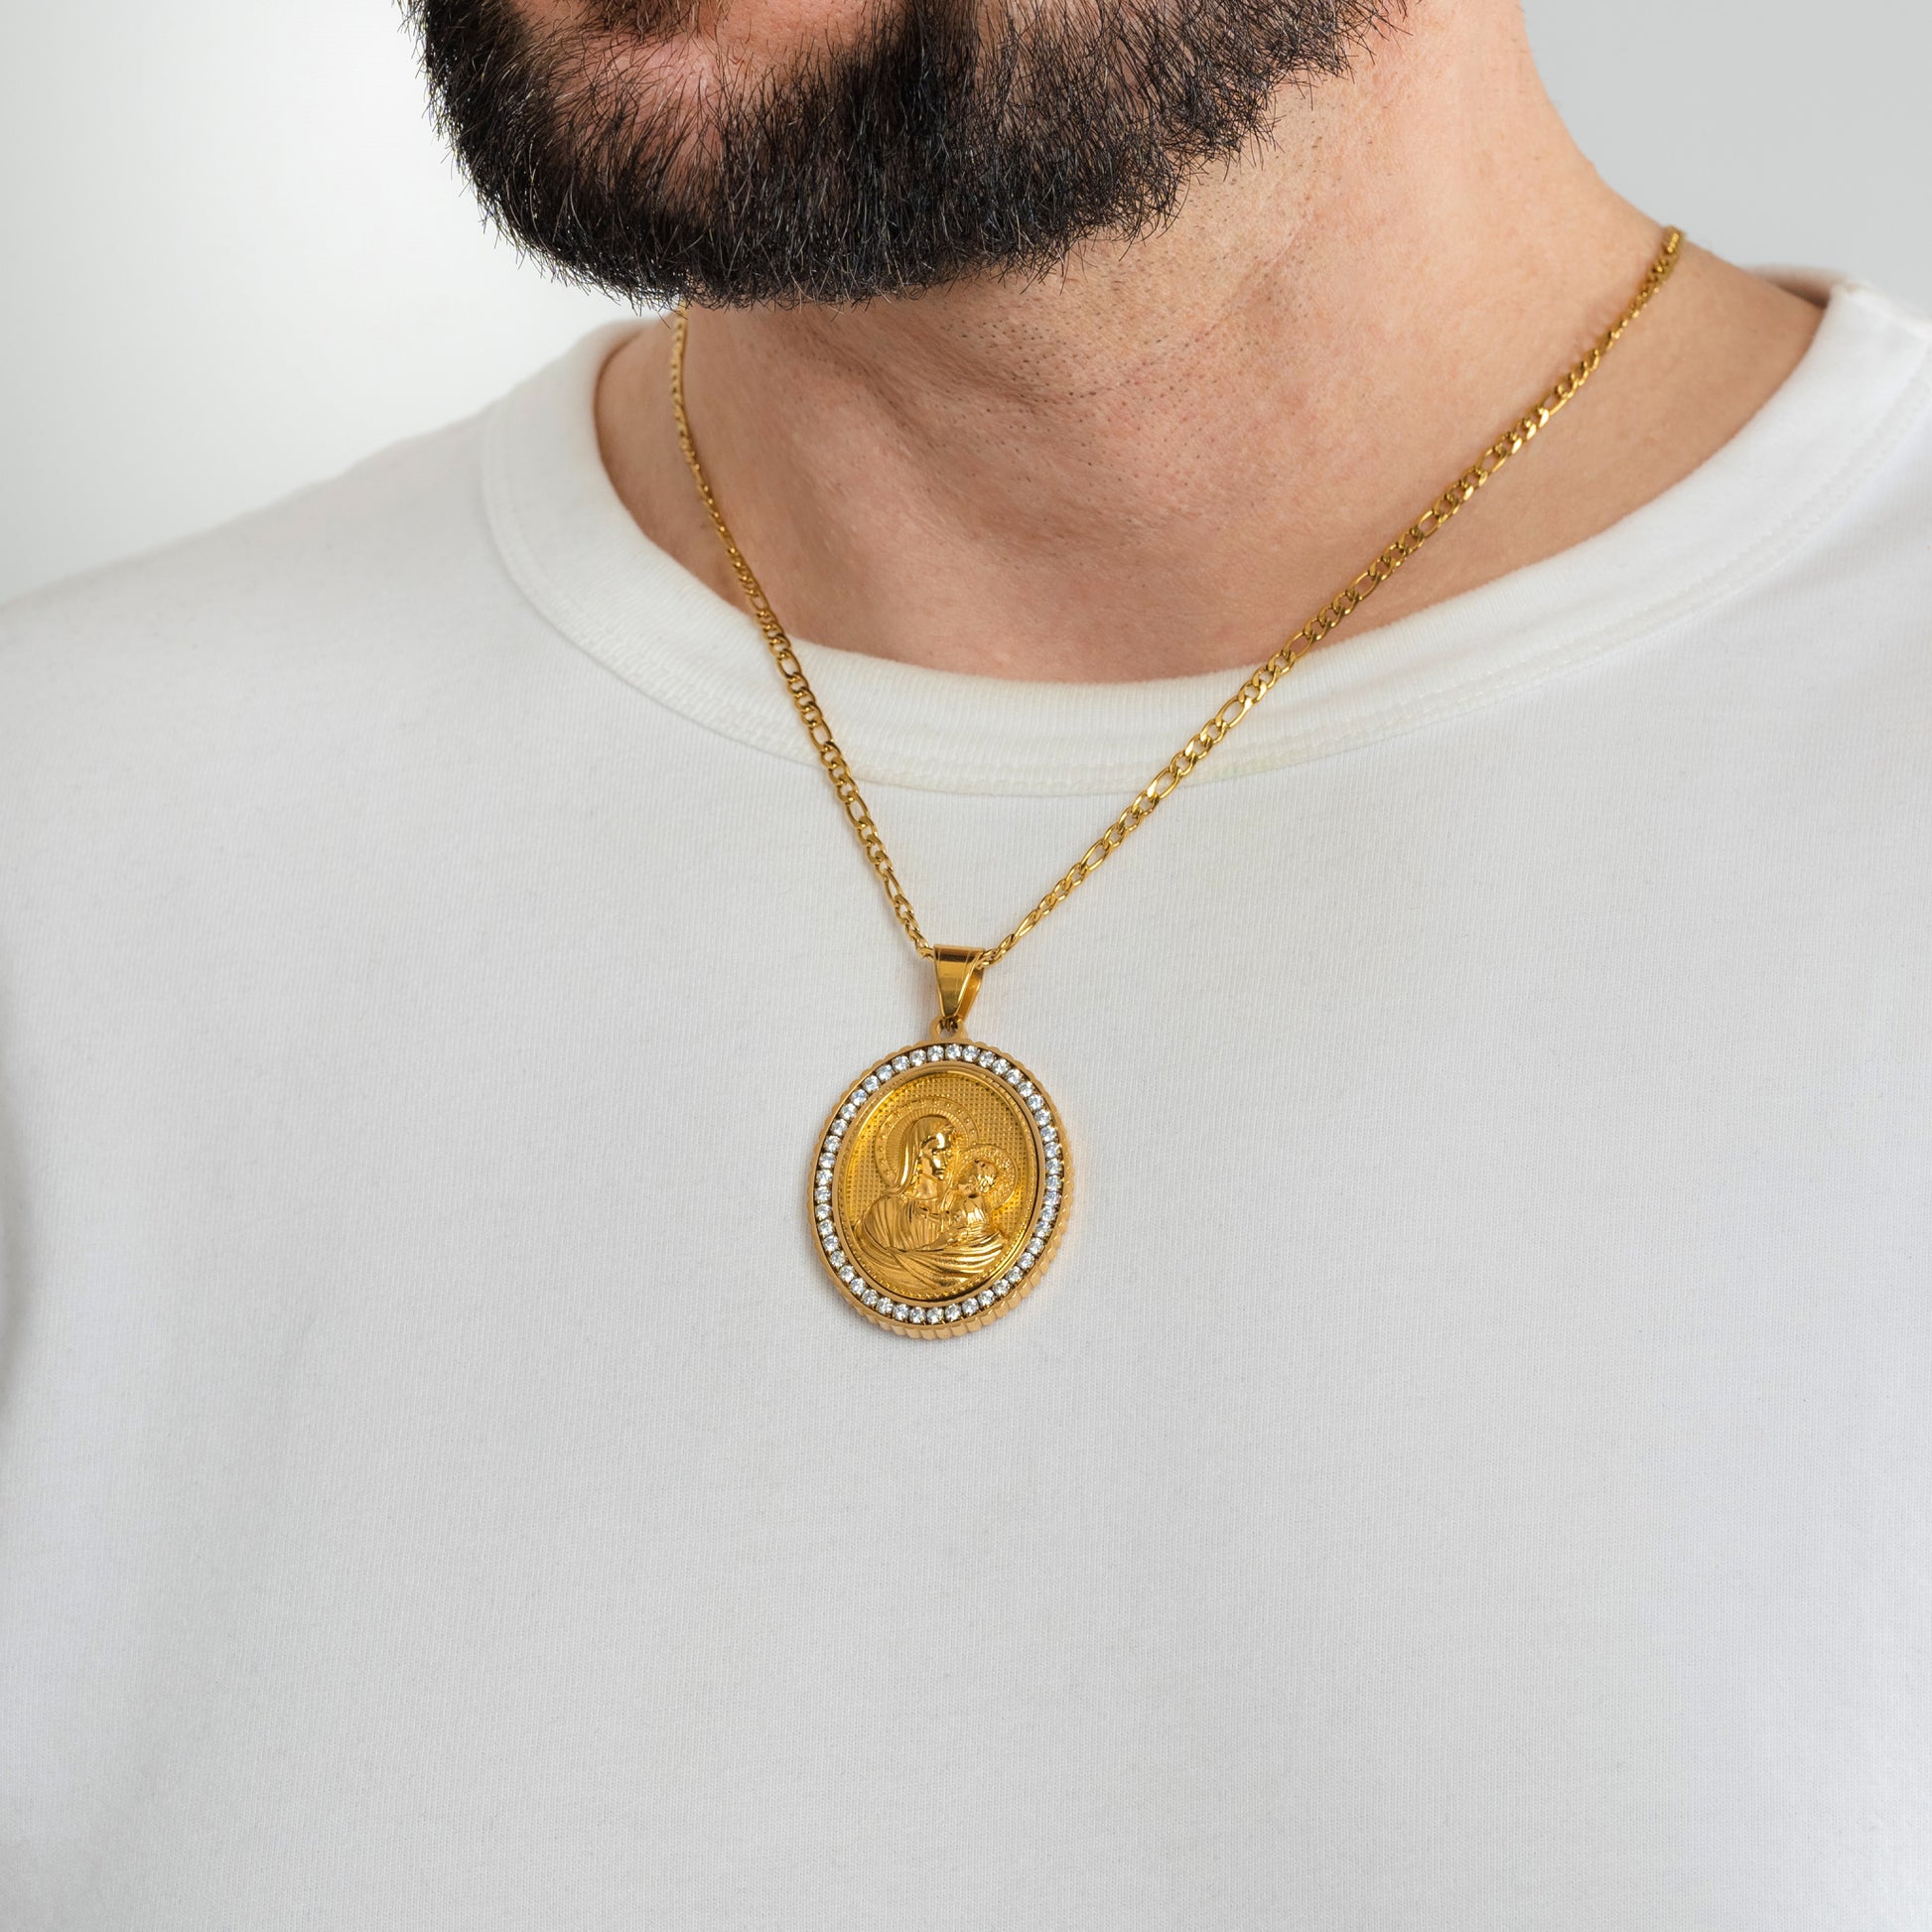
top-left (408, 0), bottom-right (1393, 308)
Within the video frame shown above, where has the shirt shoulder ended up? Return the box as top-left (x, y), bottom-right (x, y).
top-left (1737, 284), bottom-right (1932, 699)
top-left (0, 403), bottom-right (571, 869)
top-left (0, 409), bottom-right (493, 707)
top-left (1794, 283), bottom-right (1932, 524)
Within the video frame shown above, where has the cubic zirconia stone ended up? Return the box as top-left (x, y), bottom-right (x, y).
top-left (840, 1103), bottom-right (857, 1120)
top-left (892, 1303), bottom-right (908, 1321)
top-left (990, 1057), bottom-right (1007, 1074)
top-left (866, 1075), bottom-right (882, 1093)
top-left (962, 1045), bottom-right (981, 1061)
top-left (945, 1043), bottom-right (962, 1059)
top-left (909, 1048), bottom-right (926, 1065)
top-left (860, 1287), bottom-right (878, 1306)
top-left (893, 1054), bottom-right (910, 1071)
top-left (945, 1305), bottom-right (960, 1321)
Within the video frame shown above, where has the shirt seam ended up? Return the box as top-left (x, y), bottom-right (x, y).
top-left (482, 308), bottom-right (1932, 800)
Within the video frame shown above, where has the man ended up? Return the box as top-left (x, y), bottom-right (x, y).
top-left (1, 0), bottom-right (1926, 1922)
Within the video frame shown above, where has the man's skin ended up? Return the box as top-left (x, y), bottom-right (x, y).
top-left (590, 0), bottom-right (1820, 684)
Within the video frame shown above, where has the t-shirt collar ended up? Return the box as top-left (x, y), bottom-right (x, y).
top-left (483, 280), bottom-right (1931, 798)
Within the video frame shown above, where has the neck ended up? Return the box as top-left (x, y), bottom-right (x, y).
top-left (598, 0), bottom-right (1818, 683)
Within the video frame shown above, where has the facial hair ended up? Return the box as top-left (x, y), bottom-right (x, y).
top-left (409, 0), bottom-right (1394, 307)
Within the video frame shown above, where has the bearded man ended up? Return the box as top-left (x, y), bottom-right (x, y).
top-left (1, 0), bottom-right (1927, 1923)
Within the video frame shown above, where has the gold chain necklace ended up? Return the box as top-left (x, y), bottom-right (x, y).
top-left (671, 227), bottom-right (1682, 1338)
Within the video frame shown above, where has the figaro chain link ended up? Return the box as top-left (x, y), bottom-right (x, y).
top-left (671, 228), bottom-right (1682, 973)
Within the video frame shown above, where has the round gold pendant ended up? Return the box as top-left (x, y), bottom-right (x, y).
top-left (810, 1041), bottom-right (1070, 1335)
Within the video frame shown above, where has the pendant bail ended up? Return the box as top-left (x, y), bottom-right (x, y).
top-left (931, 946), bottom-right (985, 1037)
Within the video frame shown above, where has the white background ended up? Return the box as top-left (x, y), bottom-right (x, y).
top-left (3, 0), bottom-right (1927, 605)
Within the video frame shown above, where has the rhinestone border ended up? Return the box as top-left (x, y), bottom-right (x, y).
top-left (810, 1041), bottom-right (1069, 1337)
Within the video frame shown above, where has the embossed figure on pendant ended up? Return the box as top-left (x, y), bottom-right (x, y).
top-left (854, 1107), bottom-right (1015, 1298)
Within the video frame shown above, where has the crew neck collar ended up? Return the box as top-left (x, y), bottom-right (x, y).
top-left (483, 280), bottom-right (1931, 799)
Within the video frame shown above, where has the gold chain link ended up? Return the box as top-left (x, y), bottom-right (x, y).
top-left (671, 228), bottom-right (1682, 973)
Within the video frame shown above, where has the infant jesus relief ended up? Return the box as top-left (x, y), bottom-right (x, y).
top-left (854, 1109), bottom-right (1020, 1298)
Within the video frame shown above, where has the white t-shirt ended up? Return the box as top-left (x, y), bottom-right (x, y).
top-left (2, 280), bottom-right (1929, 1931)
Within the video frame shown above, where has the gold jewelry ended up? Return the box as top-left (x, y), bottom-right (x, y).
top-left (671, 227), bottom-right (1683, 1338)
